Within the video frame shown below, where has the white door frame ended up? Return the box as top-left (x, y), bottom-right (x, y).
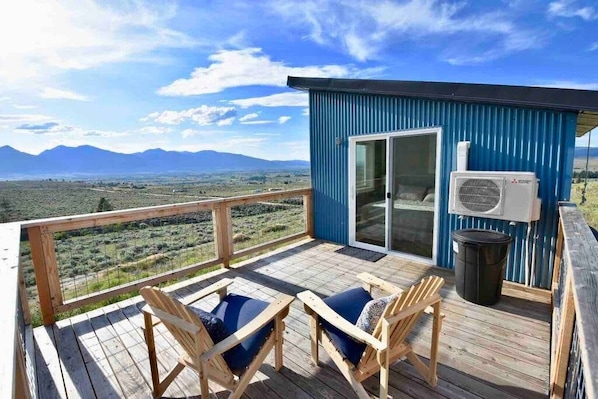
top-left (348, 127), bottom-right (443, 265)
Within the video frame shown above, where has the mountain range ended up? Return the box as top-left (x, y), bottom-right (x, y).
top-left (0, 145), bottom-right (309, 178)
top-left (1, 145), bottom-right (594, 179)
top-left (574, 147), bottom-right (598, 159)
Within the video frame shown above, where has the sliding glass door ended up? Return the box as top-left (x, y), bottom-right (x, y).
top-left (349, 128), bottom-right (440, 263)
top-left (389, 133), bottom-right (437, 258)
top-left (352, 139), bottom-right (387, 248)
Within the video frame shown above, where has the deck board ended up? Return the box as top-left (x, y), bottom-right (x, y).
top-left (33, 239), bottom-right (551, 398)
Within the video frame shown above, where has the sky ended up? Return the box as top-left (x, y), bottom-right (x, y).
top-left (0, 0), bottom-right (597, 161)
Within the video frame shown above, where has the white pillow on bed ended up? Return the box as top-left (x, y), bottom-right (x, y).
top-left (396, 185), bottom-right (427, 201)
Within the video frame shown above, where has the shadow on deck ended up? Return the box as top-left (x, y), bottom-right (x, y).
top-left (33, 239), bottom-right (551, 399)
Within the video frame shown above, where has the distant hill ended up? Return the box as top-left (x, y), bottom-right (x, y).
top-left (0, 145), bottom-right (309, 178)
top-left (574, 147), bottom-right (598, 159)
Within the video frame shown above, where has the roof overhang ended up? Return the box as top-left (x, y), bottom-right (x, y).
top-left (287, 76), bottom-right (598, 137)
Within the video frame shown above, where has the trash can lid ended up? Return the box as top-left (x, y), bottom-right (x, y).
top-left (451, 229), bottom-right (513, 245)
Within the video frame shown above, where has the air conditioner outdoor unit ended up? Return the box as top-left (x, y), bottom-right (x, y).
top-left (449, 171), bottom-right (541, 223)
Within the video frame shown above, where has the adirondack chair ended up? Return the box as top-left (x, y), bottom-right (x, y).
top-left (297, 272), bottom-right (444, 399)
top-left (140, 278), bottom-right (294, 398)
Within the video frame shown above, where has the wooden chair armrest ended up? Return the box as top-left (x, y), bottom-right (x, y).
top-left (179, 278), bottom-right (234, 306)
top-left (356, 273), bottom-right (442, 316)
top-left (142, 278), bottom-right (235, 330)
top-left (201, 294), bottom-right (294, 362)
top-left (357, 272), bottom-right (404, 295)
top-left (141, 305), bottom-right (201, 335)
top-left (296, 290), bottom-right (386, 352)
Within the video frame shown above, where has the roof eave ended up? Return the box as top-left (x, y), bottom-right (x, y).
top-left (288, 76), bottom-right (598, 136)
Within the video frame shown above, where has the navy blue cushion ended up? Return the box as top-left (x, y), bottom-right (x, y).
top-left (211, 294), bottom-right (274, 373)
top-left (189, 307), bottom-right (231, 344)
top-left (320, 287), bottom-right (373, 365)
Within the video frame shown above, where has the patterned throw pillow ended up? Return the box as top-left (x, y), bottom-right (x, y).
top-left (189, 306), bottom-right (231, 344)
top-left (355, 294), bottom-right (398, 334)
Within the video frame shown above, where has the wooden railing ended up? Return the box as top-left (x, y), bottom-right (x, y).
top-left (551, 202), bottom-right (597, 399)
top-left (0, 222), bottom-right (36, 398)
top-left (21, 188), bottom-right (313, 326)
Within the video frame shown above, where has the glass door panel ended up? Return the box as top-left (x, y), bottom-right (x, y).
top-left (354, 139), bottom-right (387, 248)
top-left (389, 134), bottom-right (437, 258)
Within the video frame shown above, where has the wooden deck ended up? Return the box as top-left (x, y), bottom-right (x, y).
top-left (33, 239), bottom-right (551, 399)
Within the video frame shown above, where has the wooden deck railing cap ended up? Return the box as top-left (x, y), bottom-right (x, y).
top-left (20, 187), bottom-right (311, 232)
top-left (557, 203), bottom-right (598, 398)
top-left (0, 222), bottom-right (24, 398)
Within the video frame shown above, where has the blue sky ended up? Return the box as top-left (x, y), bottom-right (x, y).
top-left (0, 0), bottom-right (597, 161)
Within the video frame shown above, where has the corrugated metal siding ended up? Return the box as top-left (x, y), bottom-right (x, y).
top-left (309, 91), bottom-right (577, 288)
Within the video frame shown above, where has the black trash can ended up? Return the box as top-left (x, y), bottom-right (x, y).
top-left (451, 229), bottom-right (513, 305)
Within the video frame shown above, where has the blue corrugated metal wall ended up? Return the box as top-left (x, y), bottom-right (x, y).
top-left (309, 91), bottom-right (577, 288)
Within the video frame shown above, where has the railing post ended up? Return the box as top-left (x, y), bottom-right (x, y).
top-left (303, 193), bottom-right (314, 237)
top-left (550, 270), bottom-right (575, 398)
top-left (14, 332), bottom-right (32, 399)
top-left (212, 203), bottom-right (232, 268)
top-left (18, 266), bottom-right (30, 326)
top-left (551, 214), bottom-right (564, 378)
top-left (28, 226), bottom-right (62, 325)
top-left (552, 220), bottom-right (564, 304)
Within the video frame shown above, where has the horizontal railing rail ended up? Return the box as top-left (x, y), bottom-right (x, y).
top-left (551, 202), bottom-right (597, 399)
top-left (21, 188), bottom-right (312, 325)
top-left (0, 222), bottom-right (35, 398)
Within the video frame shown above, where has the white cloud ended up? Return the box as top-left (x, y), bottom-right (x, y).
top-left (230, 92), bottom-right (308, 108)
top-left (536, 80), bottom-right (598, 90)
top-left (217, 117), bottom-right (235, 126)
top-left (158, 48), bottom-right (382, 96)
top-left (138, 126), bottom-right (173, 135)
top-left (589, 41), bottom-right (598, 51)
top-left (254, 133), bottom-right (280, 137)
top-left (236, 112), bottom-right (274, 124)
top-left (239, 113), bottom-right (259, 122)
top-left (71, 128), bottom-right (129, 140)
top-left (181, 128), bottom-right (238, 139)
top-left (0, 97), bottom-right (9, 102)
top-left (278, 116), bottom-right (291, 124)
top-left (271, 0), bottom-right (542, 63)
top-left (41, 87), bottom-right (89, 101)
top-left (178, 137), bottom-right (269, 153)
top-left (15, 121), bottom-right (71, 134)
top-left (302, 108), bottom-right (310, 116)
top-left (282, 140), bottom-right (309, 160)
top-left (0, 0), bottom-right (195, 84)
top-left (144, 106), bottom-right (237, 125)
top-left (13, 104), bottom-right (37, 109)
top-left (548, 1), bottom-right (596, 20)
top-left (216, 137), bottom-right (268, 148)
top-left (240, 120), bottom-right (274, 125)
top-left (13, 120), bottom-right (129, 138)
top-left (182, 129), bottom-right (198, 139)
top-left (0, 113), bottom-right (51, 123)
top-left (139, 112), bottom-right (160, 122)
top-left (181, 129), bottom-right (213, 139)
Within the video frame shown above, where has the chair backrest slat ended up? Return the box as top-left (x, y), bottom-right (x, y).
top-left (140, 287), bottom-right (231, 374)
top-left (389, 276), bottom-right (442, 345)
top-left (358, 276), bottom-right (444, 367)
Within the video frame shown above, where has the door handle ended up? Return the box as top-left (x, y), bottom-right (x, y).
top-left (386, 192), bottom-right (391, 199)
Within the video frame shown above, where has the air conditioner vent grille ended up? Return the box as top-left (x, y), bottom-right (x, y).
top-left (458, 179), bottom-right (501, 212)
